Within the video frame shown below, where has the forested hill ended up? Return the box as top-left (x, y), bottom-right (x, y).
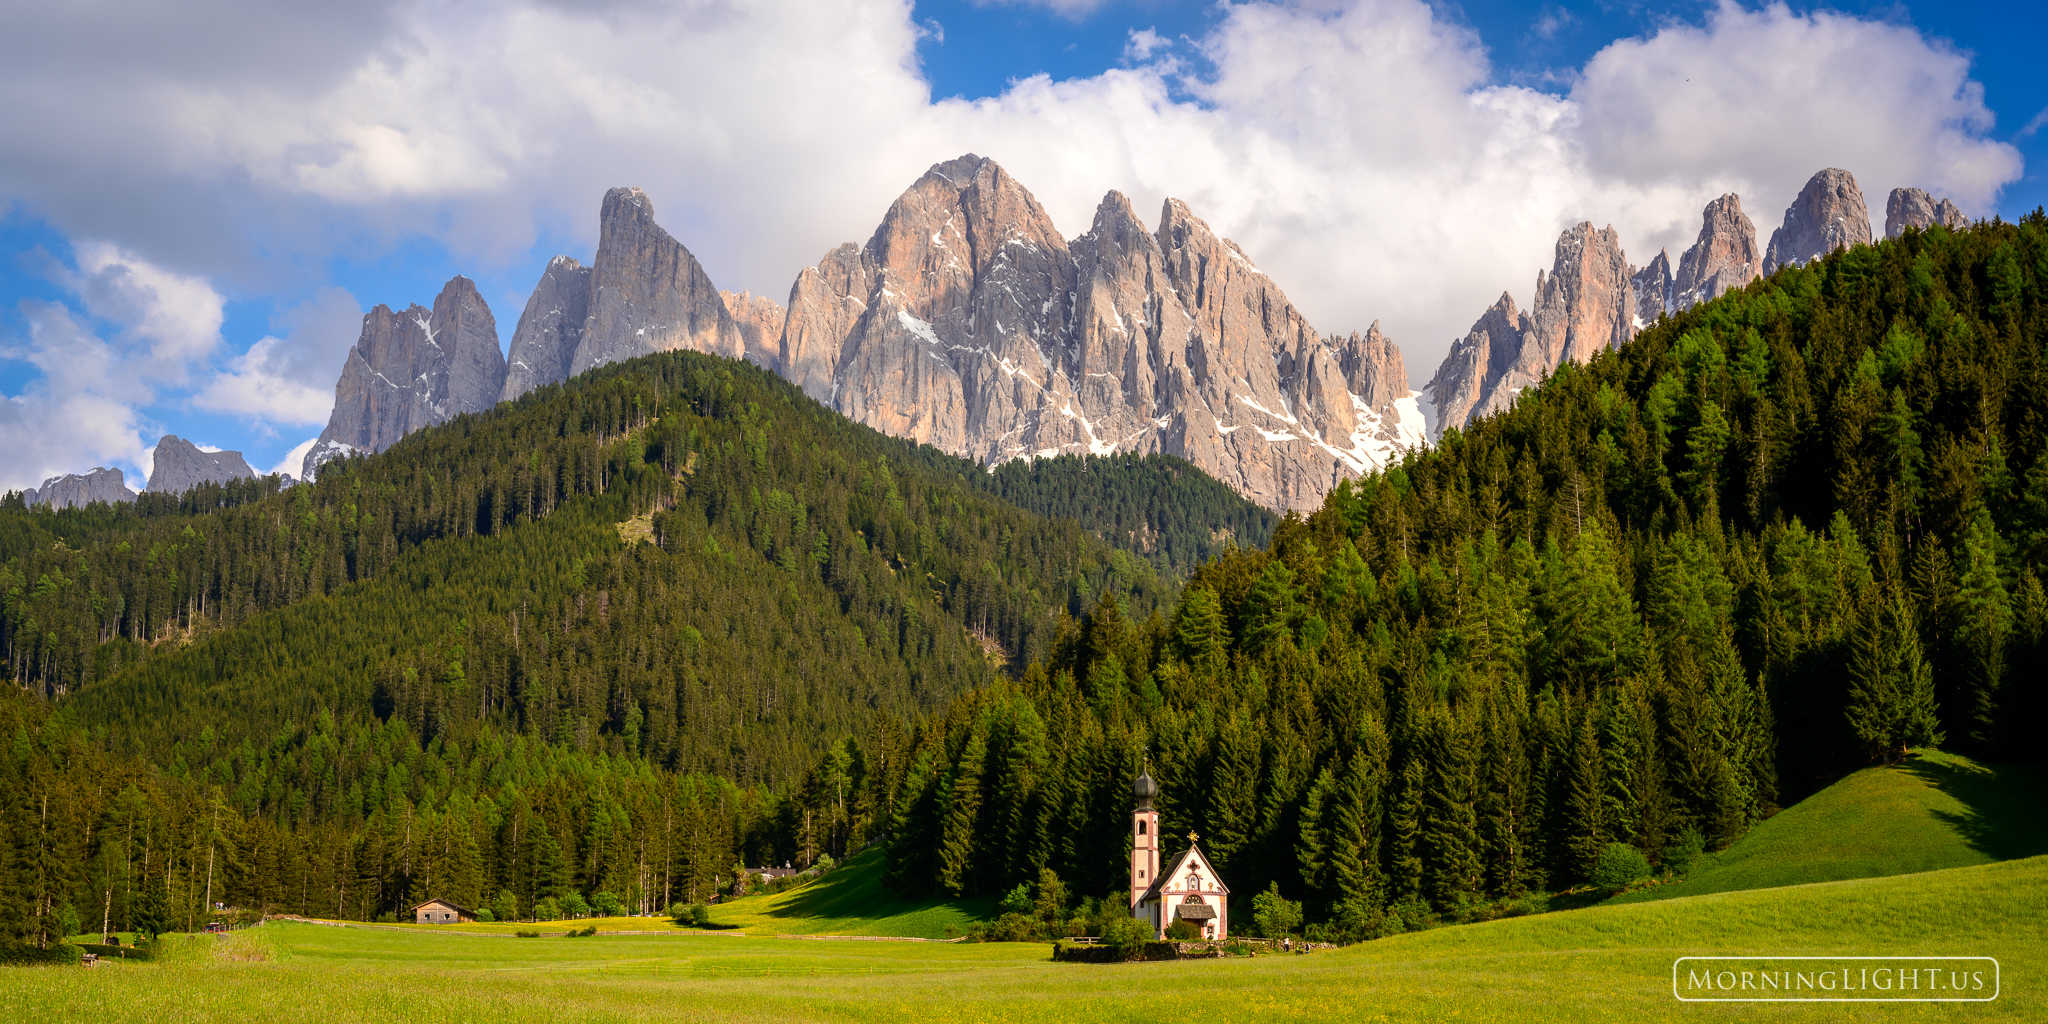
top-left (871, 215), bottom-right (2048, 931)
top-left (981, 453), bottom-right (1276, 576)
top-left (6, 353), bottom-right (1213, 777)
top-left (0, 349), bottom-right (1276, 949)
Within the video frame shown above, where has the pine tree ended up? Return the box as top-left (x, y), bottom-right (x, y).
top-left (1846, 594), bottom-right (1944, 762)
top-left (1422, 707), bottom-right (1483, 908)
top-left (1204, 711), bottom-right (1261, 874)
top-left (1952, 512), bottom-right (2014, 751)
top-left (937, 728), bottom-right (987, 897)
top-left (1386, 756), bottom-right (1425, 900)
top-left (1563, 712), bottom-right (1607, 880)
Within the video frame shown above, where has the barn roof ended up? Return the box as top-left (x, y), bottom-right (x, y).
top-left (409, 898), bottom-right (475, 915)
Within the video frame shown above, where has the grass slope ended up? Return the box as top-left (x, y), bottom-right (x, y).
top-left (1612, 748), bottom-right (2048, 905)
top-left (12, 856), bottom-right (2043, 1021)
top-left (701, 847), bottom-right (997, 938)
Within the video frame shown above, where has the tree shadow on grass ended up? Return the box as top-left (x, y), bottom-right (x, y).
top-left (758, 847), bottom-right (997, 924)
top-left (1900, 754), bottom-right (2048, 862)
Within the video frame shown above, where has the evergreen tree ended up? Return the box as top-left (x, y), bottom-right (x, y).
top-left (1952, 512), bottom-right (2014, 751)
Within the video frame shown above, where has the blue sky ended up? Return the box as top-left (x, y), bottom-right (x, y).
top-left (1, 0), bottom-right (2040, 492)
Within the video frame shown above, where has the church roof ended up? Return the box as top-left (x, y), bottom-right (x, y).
top-left (1136, 842), bottom-right (1230, 904)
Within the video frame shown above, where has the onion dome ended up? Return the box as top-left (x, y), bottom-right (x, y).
top-left (1133, 771), bottom-right (1158, 809)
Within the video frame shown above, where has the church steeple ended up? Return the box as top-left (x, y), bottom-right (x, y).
top-left (1130, 770), bottom-right (1160, 911)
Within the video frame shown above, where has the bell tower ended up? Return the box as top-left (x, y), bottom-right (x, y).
top-left (1130, 770), bottom-right (1160, 912)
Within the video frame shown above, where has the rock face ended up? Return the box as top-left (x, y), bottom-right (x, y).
top-left (1763, 169), bottom-right (1872, 276)
top-left (573, 187), bottom-right (744, 375)
top-left (501, 256), bottom-right (591, 401)
top-left (1885, 187), bottom-right (1967, 239)
top-left (771, 155), bottom-right (1421, 511)
top-left (1671, 193), bottom-right (1761, 310)
top-left (720, 290), bottom-right (787, 370)
top-left (1631, 249), bottom-right (1673, 328)
top-left (147, 435), bottom-right (255, 495)
top-left (1422, 223), bottom-right (1634, 436)
top-left (499, 189), bottom-right (756, 403)
top-left (303, 276), bottom-right (506, 479)
top-left (27, 468), bottom-right (136, 509)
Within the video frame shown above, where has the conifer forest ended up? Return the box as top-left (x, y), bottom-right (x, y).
top-left (3, 215), bottom-right (2046, 951)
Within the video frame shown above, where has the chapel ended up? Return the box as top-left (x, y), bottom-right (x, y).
top-left (1127, 771), bottom-right (1231, 940)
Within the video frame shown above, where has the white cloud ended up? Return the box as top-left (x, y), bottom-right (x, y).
top-left (197, 287), bottom-right (363, 426)
top-left (975, 0), bottom-right (1110, 20)
top-left (272, 436), bottom-right (320, 479)
top-left (57, 242), bottom-right (226, 383)
top-left (1124, 27), bottom-right (1169, 62)
top-left (0, 303), bottom-right (156, 493)
top-left (0, 0), bottom-right (2025, 419)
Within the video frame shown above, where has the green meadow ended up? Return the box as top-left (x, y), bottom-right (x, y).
top-left (1610, 749), bottom-right (2048, 905)
top-left (9, 855), bottom-right (2043, 1023)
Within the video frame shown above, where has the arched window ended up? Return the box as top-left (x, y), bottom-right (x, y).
top-left (1138, 821), bottom-right (1147, 835)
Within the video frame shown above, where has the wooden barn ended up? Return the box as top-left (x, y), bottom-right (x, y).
top-left (411, 898), bottom-right (476, 924)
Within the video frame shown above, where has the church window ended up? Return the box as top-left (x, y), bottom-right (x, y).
top-left (1138, 822), bottom-right (1147, 835)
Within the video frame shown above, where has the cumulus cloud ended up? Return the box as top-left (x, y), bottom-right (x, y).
top-left (197, 287), bottom-right (363, 426)
top-left (0, 304), bottom-right (157, 493)
top-left (0, 0), bottom-right (2026, 440)
top-left (1124, 27), bottom-right (1169, 62)
top-left (271, 436), bottom-right (320, 479)
top-left (0, 245), bottom-right (232, 492)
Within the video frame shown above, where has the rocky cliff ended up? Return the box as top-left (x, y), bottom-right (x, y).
top-left (768, 156), bottom-right (1421, 511)
top-left (147, 435), bottom-right (255, 495)
top-left (573, 187), bottom-right (744, 376)
top-left (303, 275), bottom-right (506, 479)
top-left (1672, 193), bottom-right (1761, 310)
top-left (499, 190), bottom-right (758, 404)
top-left (1631, 250), bottom-right (1673, 327)
top-left (501, 255), bottom-right (591, 401)
top-left (1763, 169), bottom-right (1872, 276)
top-left (1422, 223), bottom-right (1633, 435)
top-left (27, 468), bottom-right (136, 509)
top-left (721, 290), bottom-right (786, 370)
top-left (1885, 187), bottom-right (1967, 239)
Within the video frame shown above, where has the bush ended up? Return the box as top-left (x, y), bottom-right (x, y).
top-left (560, 893), bottom-right (590, 919)
top-left (492, 891), bottom-right (520, 923)
top-left (515, 930), bottom-right (540, 938)
top-left (1250, 881), bottom-right (1302, 938)
top-left (475, 909), bottom-right (495, 922)
top-left (1662, 827), bottom-right (1707, 877)
top-left (1592, 842), bottom-right (1653, 891)
top-left (374, 912), bottom-right (397, 924)
top-left (0, 942), bottom-right (83, 966)
top-left (1032, 869), bottom-right (1069, 923)
top-left (1096, 913), bottom-right (1152, 958)
top-left (975, 912), bottom-right (1039, 943)
top-left (592, 891), bottom-right (622, 918)
top-left (999, 883), bottom-right (1033, 916)
top-left (565, 925), bottom-right (597, 937)
top-left (534, 897), bottom-right (562, 922)
top-left (1164, 919), bottom-right (1201, 941)
top-left (691, 904), bottom-right (712, 928)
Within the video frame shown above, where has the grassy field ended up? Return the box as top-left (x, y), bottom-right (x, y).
top-left (11, 854), bottom-right (2043, 1022)
top-left (1611, 749), bottom-right (2048, 905)
top-left (340, 847), bottom-right (993, 940)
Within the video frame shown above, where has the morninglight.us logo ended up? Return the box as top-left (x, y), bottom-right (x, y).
top-left (1673, 957), bottom-right (2000, 1002)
